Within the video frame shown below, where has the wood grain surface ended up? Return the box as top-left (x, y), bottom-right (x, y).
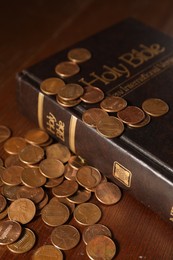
top-left (0, 1), bottom-right (173, 259)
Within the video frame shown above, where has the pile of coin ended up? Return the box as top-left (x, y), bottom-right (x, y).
top-left (0, 126), bottom-right (121, 259)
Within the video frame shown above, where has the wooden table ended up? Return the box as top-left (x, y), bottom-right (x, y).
top-left (0, 1), bottom-right (173, 259)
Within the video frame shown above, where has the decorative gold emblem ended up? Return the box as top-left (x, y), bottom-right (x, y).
top-left (113, 161), bottom-right (132, 187)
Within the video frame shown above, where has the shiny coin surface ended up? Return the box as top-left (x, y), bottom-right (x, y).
top-left (7, 228), bottom-right (36, 254)
top-left (64, 164), bottom-right (77, 181)
top-left (39, 158), bottom-right (64, 179)
top-left (68, 155), bottom-right (87, 170)
top-left (86, 235), bottom-right (116, 260)
top-left (96, 116), bottom-right (124, 138)
top-left (117, 105), bottom-right (145, 125)
top-left (8, 198), bottom-right (36, 224)
top-left (100, 95), bottom-right (127, 112)
top-left (76, 166), bottom-right (102, 189)
top-left (44, 175), bottom-right (64, 188)
top-left (74, 202), bottom-right (102, 225)
top-left (0, 220), bottom-right (22, 245)
top-left (56, 95), bottom-right (81, 107)
top-left (19, 144), bottom-right (44, 165)
top-left (50, 196), bottom-right (75, 214)
top-left (67, 47), bottom-right (92, 63)
top-left (4, 154), bottom-right (26, 168)
top-left (32, 244), bottom-right (63, 260)
top-left (58, 83), bottom-right (84, 101)
top-left (95, 182), bottom-right (121, 205)
top-left (46, 143), bottom-right (71, 163)
top-left (4, 137), bottom-right (27, 155)
top-left (17, 186), bottom-right (45, 204)
top-left (67, 188), bottom-right (91, 204)
top-left (55, 61), bottom-right (80, 78)
top-left (83, 224), bottom-right (112, 245)
top-left (21, 167), bottom-right (47, 188)
top-left (1, 165), bottom-right (23, 186)
top-left (1, 185), bottom-right (21, 201)
top-left (40, 77), bottom-right (65, 95)
top-left (0, 194), bottom-right (7, 213)
top-left (51, 224), bottom-right (80, 250)
top-left (80, 86), bottom-right (104, 103)
top-left (142, 98), bottom-right (169, 117)
top-left (82, 108), bottom-right (108, 128)
top-left (41, 201), bottom-right (70, 226)
top-left (24, 128), bottom-right (49, 145)
top-left (128, 113), bottom-right (151, 128)
top-left (52, 180), bottom-right (78, 198)
top-left (0, 125), bottom-right (11, 143)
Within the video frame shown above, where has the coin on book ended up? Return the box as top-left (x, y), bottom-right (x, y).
top-left (117, 105), bottom-right (145, 125)
top-left (80, 85), bottom-right (104, 103)
top-left (40, 77), bottom-right (65, 95)
top-left (0, 125), bottom-right (11, 143)
top-left (142, 98), bottom-right (169, 117)
top-left (82, 108), bottom-right (109, 128)
top-left (100, 95), bottom-right (127, 112)
top-left (128, 113), bottom-right (151, 128)
top-left (0, 220), bottom-right (22, 245)
top-left (58, 83), bottom-right (84, 101)
top-left (96, 116), bottom-right (124, 138)
top-left (55, 61), bottom-right (80, 78)
top-left (67, 47), bottom-right (92, 63)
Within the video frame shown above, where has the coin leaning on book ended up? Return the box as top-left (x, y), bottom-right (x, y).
top-left (0, 126), bottom-right (120, 259)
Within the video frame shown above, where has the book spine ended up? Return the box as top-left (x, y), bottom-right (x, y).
top-left (17, 73), bottom-right (173, 225)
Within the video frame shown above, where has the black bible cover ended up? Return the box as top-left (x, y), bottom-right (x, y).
top-left (17, 18), bottom-right (173, 224)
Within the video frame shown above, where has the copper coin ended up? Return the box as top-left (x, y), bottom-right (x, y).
top-left (46, 143), bottom-right (71, 163)
top-left (117, 105), bottom-right (145, 125)
top-left (8, 198), bottom-right (36, 224)
top-left (83, 224), bottom-right (112, 245)
top-left (0, 125), bottom-right (11, 143)
top-left (82, 108), bottom-right (109, 128)
top-left (95, 182), bottom-right (121, 205)
top-left (0, 166), bottom-right (5, 186)
top-left (50, 196), bottom-right (75, 214)
top-left (19, 144), bottom-right (44, 165)
top-left (36, 193), bottom-right (49, 213)
top-left (1, 185), bottom-right (21, 201)
top-left (0, 157), bottom-right (3, 166)
top-left (74, 202), bottom-right (102, 225)
top-left (80, 86), bottom-right (104, 103)
top-left (51, 224), bottom-right (80, 250)
top-left (56, 95), bottom-right (81, 107)
top-left (0, 194), bottom-right (7, 213)
top-left (21, 167), bottom-right (47, 188)
top-left (142, 98), bottom-right (169, 117)
top-left (128, 113), bottom-right (151, 128)
top-left (64, 164), bottom-right (77, 181)
top-left (76, 166), bottom-right (102, 189)
top-left (40, 77), bottom-right (65, 95)
top-left (44, 175), bottom-right (64, 188)
top-left (0, 220), bottom-right (22, 245)
top-left (52, 180), bottom-right (78, 198)
top-left (17, 186), bottom-right (45, 204)
top-left (39, 158), bottom-right (65, 179)
top-left (1, 165), bottom-right (23, 186)
top-left (32, 244), bottom-right (63, 260)
top-left (24, 128), bottom-right (50, 145)
top-left (4, 137), bottom-right (27, 155)
top-left (67, 188), bottom-right (91, 204)
top-left (86, 235), bottom-right (116, 260)
top-left (96, 116), bottom-right (124, 138)
top-left (4, 154), bottom-right (26, 168)
top-left (68, 155), bottom-right (87, 170)
top-left (7, 228), bottom-right (36, 254)
top-left (58, 83), bottom-right (84, 101)
top-left (41, 201), bottom-right (70, 226)
top-left (55, 61), bottom-right (80, 78)
top-left (0, 207), bottom-right (8, 220)
top-left (100, 95), bottom-right (127, 112)
top-left (67, 47), bottom-right (92, 63)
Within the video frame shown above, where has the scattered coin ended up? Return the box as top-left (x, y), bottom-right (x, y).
top-left (36, 193), bottom-right (49, 213)
top-left (1, 165), bottom-right (23, 186)
top-left (0, 125), bottom-right (11, 143)
top-left (0, 166), bottom-right (5, 186)
top-left (68, 155), bottom-right (87, 170)
top-left (8, 198), bottom-right (36, 224)
top-left (52, 179), bottom-right (78, 198)
top-left (7, 228), bottom-right (36, 254)
top-left (142, 98), bottom-right (169, 117)
top-left (16, 186), bottom-right (45, 204)
top-left (74, 202), bottom-right (102, 225)
top-left (67, 47), bottom-right (92, 63)
top-left (24, 128), bottom-right (50, 145)
top-left (96, 116), bottom-right (124, 138)
top-left (0, 220), bottom-right (22, 245)
top-left (46, 143), bottom-right (71, 163)
top-left (58, 83), bottom-right (84, 101)
top-left (1, 185), bottom-right (21, 201)
top-left (82, 108), bottom-right (109, 128)
top-left (51, 224), bottom-right (80, 250)
top-left (100, 95), bottom-right (127, 112)
top-left (0, 157), bottom-right (3, 166)
top-left (95, 182), bottom-right (121, 205)
top-left (40, 77), bottom-right (65, 95)
top-left (4, 154), bottom-right (26, 168)
top-left (44, 175), bottom-right (64, 188)
top-left (80, 86), bottom-right (104, 103)
top-left (32, 244), bottom-right (63, 260)
top-left (21, 167), bottom-right (47, 188)
top-left (117, 105), bottom-right (145, 125)
top-left (0, 194), bottom-right (7, 213)
top-left (19, 144), bottom-right (44, 165)
top-left (64, 164), bottom-right (77, 181)
top-left (39, 158), bottom-right (65, 179)
top-left (82, 224), bottom-right (112, 245)
top-left (4, 137), bottom-right (27, 155)
top-left (67, 188), bottom-right (91, 204)
top-left (76, 166), bottom-right (102, 189)
top-left (0, 207), bottom-right (8, 220)
top-left (55, 61), bottom-right (80, 78)
top-left (86, 235), bottom-right (116, 260)
top-left (50, 196), bottom-right (75, 214)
